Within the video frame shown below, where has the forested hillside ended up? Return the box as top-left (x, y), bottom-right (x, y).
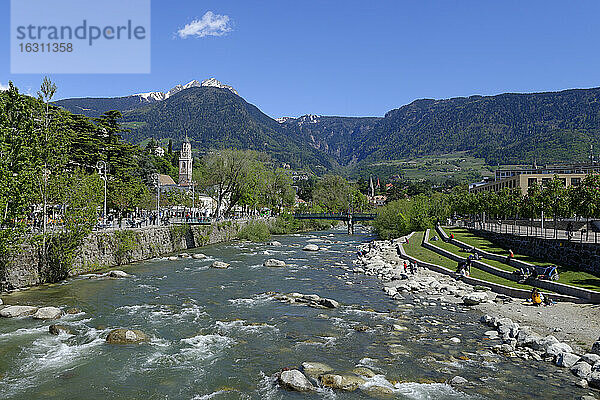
top-left (356, 89), bottom-right (600, 165)
top-left (55, 85), bottom-right (600, 171)
top-left (119, 87), bottom-right (333, 170)
top-left (280, 115), bottom-right (380, 165)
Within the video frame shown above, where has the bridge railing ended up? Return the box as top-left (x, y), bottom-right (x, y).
top-left (293, 213), bottom-right (377, 221)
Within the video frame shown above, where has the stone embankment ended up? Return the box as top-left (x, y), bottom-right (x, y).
top-left (352, 234), bottom-right (600, 395)
top-left (1, 219), bottom-right (272, 292)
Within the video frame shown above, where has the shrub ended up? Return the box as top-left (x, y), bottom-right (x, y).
top-left (237, 221), bottom-right (271, 242)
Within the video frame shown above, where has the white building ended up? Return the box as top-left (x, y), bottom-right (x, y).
top-left (154, 146), bottom-right (165, 157)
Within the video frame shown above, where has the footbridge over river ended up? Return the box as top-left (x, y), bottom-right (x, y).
top-left (293, 213), bottom-right (377, 234)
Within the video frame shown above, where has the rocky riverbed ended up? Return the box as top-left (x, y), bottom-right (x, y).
top-left (351, 235), bottom-right (600, 397)
top-left (0, 229), bottom-right (598, 399)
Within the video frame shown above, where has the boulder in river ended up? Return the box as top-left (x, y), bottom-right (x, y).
top-left (319, 374), bottom-right (365, 391)
top-left (571, 361), bottom-right (592, 379)
top-left (591, 338), bottom-right (600, 356)
top-left (263, 259), bottom-right (286, 267)
top-left (0, 305), bottom-right (38, 318)
top-left (546, 342), bottom-right (573, 357)
top-left (555, 352), bottom-right (580, 368)
top-left (65, 307), bottom-right (82, 315)
top-left (303, 244), bottom-right (320, 251)
top-left (33, 307), bottom-right (63, 320)
top-left (192, 253), bottom-right (207, 259)
top-left (362, 384), bottom-right (395, 397)
top-left (278, 369), bottom-right (314, 392)
top-left (49, 324), bottom-right (73, 335)
top-left (450, 376), bottom-right (468, 385)
top-left (318, 298), bottom-right (340, 309)
top-left (581, 353), bottom-right (600, 366)
top-left (211, 261), bottom-right (230, 269)
top-left (0, 298), bottom-right (3, 305)
top-left (268, 241), bottom-right (282, 246)
top-left (106, 329), bottom-right (149, 344)
top-left (301, 362), bottom-right (333, 378)
top-left (463, 292), bottom-right (488, 305)
top-left (587, 371), bottom-right (600, 389)
top-left (108, 270), bottom-right (130, 278)
top-left (352, 367), bottom-right (376, 378)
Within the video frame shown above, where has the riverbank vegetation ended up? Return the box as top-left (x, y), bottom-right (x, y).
top-left (373, 174), bottom-right (600, 240)
top-left (373, 194), bottom-right (450, 239)
top-left (237, 215), bottom-right (337, 242)
top-left (0, 79), bottom-right (370, 283)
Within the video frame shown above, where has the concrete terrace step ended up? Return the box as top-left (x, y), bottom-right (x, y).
top-left (399, 230), bottom-right (583, 303)
top-left (435, 225), bottom-right (600, 303)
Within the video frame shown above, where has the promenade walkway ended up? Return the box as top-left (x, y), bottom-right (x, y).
top-left (459, 220), bottom-right (600, 244)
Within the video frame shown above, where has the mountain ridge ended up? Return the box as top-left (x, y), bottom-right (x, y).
top-left (54, 84), bottom-right (600, 170)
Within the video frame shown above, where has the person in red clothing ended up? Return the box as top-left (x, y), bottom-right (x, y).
top-left (506, 249), bottom-right (515, 263)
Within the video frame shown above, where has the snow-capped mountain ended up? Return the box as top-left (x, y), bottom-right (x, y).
top-left (135, 78), bottom-right (238, 103)
top-left (276, 114), bottom-right (322, 124)
top-left (275, 117), bottom-right (295, 124)
top-left (136, 91), bottom-right (167, 101)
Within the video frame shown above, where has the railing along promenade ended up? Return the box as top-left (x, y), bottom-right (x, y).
top-left (458, 219), bottom-right (600, 244)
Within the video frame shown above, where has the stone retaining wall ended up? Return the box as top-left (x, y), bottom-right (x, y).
top-left (1, 219), bottom-right (272, 292)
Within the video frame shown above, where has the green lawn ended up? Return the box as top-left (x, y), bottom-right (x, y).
top-left (431, 238), bottom-right (515, 272)
top-left (446, 227), bottom-right (600, 292)
top-left (403, 232), bottom-right (536, 291)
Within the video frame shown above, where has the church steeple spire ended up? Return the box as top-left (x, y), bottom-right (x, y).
top-left (179, 131), bottom-right (193, 186)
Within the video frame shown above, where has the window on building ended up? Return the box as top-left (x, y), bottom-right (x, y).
top-left (541, 178), bottom-right (550, 185)
top-left (571, 177), bottom-right (581, 186)
top-left (528, 178), bottom-right (537, 186)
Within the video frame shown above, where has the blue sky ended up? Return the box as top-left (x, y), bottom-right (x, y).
top-left (2, 0), bottom-right (600, 117)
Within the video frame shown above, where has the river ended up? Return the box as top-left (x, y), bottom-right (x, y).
top-left (0, 228), bottom-right (588, 399)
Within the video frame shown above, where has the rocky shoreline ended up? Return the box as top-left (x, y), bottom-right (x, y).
top-left (350, 235), bottom-right (600, 398)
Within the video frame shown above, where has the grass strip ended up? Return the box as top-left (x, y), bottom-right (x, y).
top-left (447, 227), bottom-right (600, 292)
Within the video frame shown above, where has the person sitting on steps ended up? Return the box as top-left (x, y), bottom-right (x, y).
top-left (531, 288), bottom-right (542, 306)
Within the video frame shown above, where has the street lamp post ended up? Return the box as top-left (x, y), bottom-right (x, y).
top-left (96, 161), bottom-right (107, 225)
top-left (152, 173), bottom-right (160, 223)
top-left (191, 181), bottom-right (197, 221)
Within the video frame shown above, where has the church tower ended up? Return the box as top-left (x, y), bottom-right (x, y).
top-left (178, 134), bottom-right (193, 186)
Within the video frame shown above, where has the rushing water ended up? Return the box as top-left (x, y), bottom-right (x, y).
top-left (0, 228), bottom-right (589, 399)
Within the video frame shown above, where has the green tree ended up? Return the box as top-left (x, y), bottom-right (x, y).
top-left (570, 174), bottom-right (600, 239)
top-left (312, 175), bottom-right (354, 213)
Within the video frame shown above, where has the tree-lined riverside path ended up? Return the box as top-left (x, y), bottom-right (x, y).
top-left (293, 213), bottom-right (376, 234)
top-left (460, 219), bottom-right (600, 244)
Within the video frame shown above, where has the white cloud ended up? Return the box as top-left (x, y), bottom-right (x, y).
top-left (177, 11), bottom-right (232, 39)
top-left (0, 82), bottom-right (8, 91)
